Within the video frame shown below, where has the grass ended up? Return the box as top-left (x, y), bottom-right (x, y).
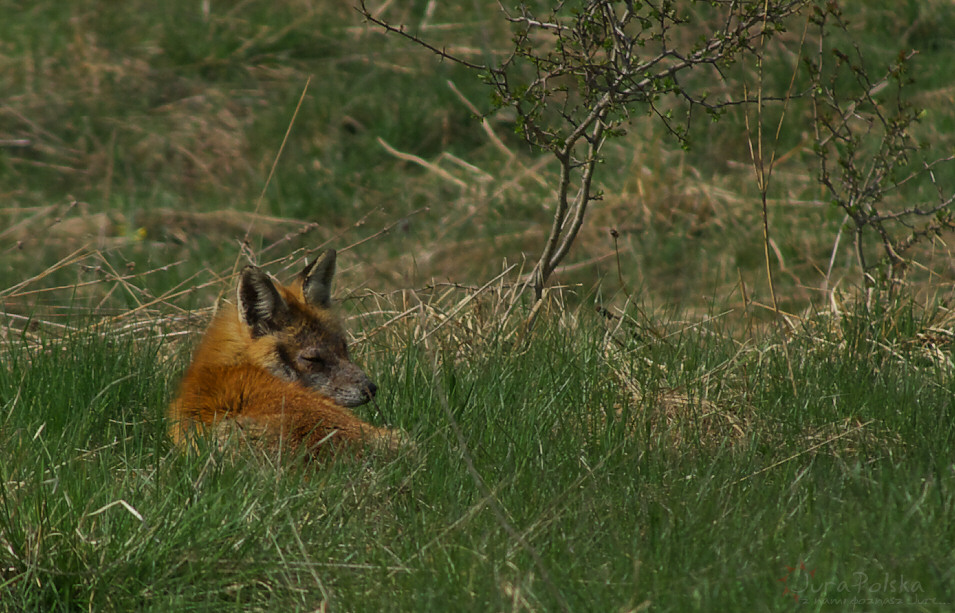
top-left (1, 297), bottom-right (954, 610)
top-left (2, 0), bottom-right (955, 610)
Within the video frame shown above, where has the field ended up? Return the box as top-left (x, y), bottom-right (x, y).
top-left (2, 1), bottom-right (955, 610)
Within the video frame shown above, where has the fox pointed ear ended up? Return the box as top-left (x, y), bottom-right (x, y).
top-left (237, 266), bottom-right (288, 336)
top-left (300, 249), bottom-right (336, 308)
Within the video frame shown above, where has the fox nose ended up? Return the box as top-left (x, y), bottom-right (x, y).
top-left (366, 382), bottom-right (378, 398)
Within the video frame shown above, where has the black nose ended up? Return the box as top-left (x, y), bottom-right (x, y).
top-left (366, 382), bottom-right (378, 398)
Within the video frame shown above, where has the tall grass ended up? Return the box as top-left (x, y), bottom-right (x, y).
top-left (2, 294), bottom-right (953, 610)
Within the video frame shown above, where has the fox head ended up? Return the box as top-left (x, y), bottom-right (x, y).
top-left (236, 250), bottom-right (377, 407)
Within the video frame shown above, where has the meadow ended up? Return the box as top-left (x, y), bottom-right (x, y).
top-left (2, 1), bottom-right (954, 610)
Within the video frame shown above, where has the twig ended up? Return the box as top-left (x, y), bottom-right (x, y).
top-left (377, 138), bottom-right (468, 189)
top-left (357, 2), bottom-right (488, 71)
top-left (0, 246), bottom-right (89, 299)
top-left (446, 79), bottom-right (515, 160)
top-left (732, 420), bottom-right (875, 486)
top-left (234, 76), bottom-right (311, 276)
top-left (421, 264), bottom-right (516, 341)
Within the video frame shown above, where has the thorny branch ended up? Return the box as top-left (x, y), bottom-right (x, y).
top-left (809, 3), bottom-right (955, 294)
top-left (359, 0), bottom-right (808, 308)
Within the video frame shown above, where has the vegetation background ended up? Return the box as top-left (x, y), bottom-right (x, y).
top-left (1, 0), bottom-right (954, 610)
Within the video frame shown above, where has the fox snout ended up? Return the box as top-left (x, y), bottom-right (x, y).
top-left (365, 380), bottom-right (378, 399)
top-left (323, 361), bottom-right (377, 407)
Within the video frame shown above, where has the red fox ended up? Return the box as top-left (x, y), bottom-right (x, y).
top-left (168, 250), bottom-right (405, 458)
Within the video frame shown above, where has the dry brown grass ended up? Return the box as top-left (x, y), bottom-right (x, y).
top-left (598, 311), bottom-right (753, 451)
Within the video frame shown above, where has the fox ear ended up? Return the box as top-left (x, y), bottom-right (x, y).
top-left (301, 249), bottom-right (336, 308)
top-left (237, 266), bottom-right (288, 336)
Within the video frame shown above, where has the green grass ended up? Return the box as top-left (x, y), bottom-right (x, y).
top-left (3, 0), bottom-right (955, 610)
top-left (1, 300), bottom-right (953, 611)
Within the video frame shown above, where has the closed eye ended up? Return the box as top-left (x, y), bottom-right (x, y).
top-left (302, 354), bottom-right (327, 366)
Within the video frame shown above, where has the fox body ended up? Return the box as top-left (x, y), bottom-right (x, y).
top-left (168, 250), bottom-right (402, 457)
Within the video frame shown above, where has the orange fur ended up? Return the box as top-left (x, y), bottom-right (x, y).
top-left (168, 251), bottom-right (403, 458)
